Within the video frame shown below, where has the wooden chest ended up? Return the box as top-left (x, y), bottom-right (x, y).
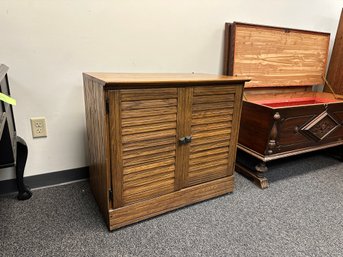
top-left (224, 22), bottom-right (343, 188)
top-left (83, 73), bottom-right (248, 230)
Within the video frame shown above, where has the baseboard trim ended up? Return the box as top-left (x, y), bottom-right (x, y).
top-left (0, 167), bottom-right (89, 195)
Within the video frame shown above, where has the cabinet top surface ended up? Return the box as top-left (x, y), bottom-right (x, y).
top-left (83, 72), bottom-right (249, 86)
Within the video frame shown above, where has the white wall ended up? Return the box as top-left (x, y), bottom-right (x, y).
top-left (0, 0), bottom-right (342, 180)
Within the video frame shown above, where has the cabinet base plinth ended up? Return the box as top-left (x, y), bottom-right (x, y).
top-left (108, 176), bottom-right (234, 230)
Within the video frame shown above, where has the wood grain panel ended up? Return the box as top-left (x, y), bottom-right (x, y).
top-left (123, 172), bottom-right (175, 190)
top-left (120, 88), bottom-right (177, 205)
top-left (230, 23), bottom-right (330, 88)
top-left (83, 77), bottom-right (111, 221)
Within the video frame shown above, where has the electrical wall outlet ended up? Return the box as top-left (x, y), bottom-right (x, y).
top-left (30, 117), bottom-right (47, 138)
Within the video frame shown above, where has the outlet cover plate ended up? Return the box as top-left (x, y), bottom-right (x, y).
top-left (30, 117), bottom-right (47, 138)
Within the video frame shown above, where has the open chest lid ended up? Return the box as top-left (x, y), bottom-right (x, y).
top-left (224, 22), bottom-right (330, 89)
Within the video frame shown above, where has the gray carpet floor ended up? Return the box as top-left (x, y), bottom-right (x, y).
top-left (1, 152), bottom-right (342, 257)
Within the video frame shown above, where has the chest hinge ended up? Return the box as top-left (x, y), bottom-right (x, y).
top-left (109, 189), bottom-right (113, 201)
top-left (105, 98), bottom-right (110, 114)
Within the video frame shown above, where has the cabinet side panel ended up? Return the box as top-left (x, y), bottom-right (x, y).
top-left (83, 77), bottom-right (110, 223)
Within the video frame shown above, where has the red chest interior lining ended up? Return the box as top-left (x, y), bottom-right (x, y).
top-left (255, 97), bottom-right (336, 107)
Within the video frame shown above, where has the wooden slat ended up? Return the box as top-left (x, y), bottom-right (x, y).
top-left (123, 137), bottom-right (176, 152)
top-left (122, 129), bottom-right (176, 143)
top-left (121, 106), bottom-right (177, 119)
top-left (192, 121), bottom-right (232, 133)
top-left (191, 139), bottom-right (231, 153)
top-left (124, 164), bottom-right (175, 182)
top-left (192, 101), bottom-right (234, 111)
top-left (187, 166), bottom-right (228, 187)
top-left (193, 86), bottom-right (237, 96)
top-left (123, 171), bottom-right (175, 190)
top-left (123, 159), bottom-right (175, 175)
top-left (121, 88), bottom-right (177, 101)
top-left (192, 94), bottom-right (235, 104)
top-left (191, 134), bottom-right (231, 147)
top-left (189, 158), bottom-right (228, 173)
top-left (192, 128), bottom-right (231, 140)
top-left (123, 144), bottom-right (176, 160)
top-left (123, 150), bottom-right (175, 167)
top-left (189, 152), bottom-right (229, 166)
top-left (189, 147), bottom-right (229, 160)
top-left (122, 114), bottom-right (176, 127)
top-left (188, 165), bottom-right (227, 178)
top-left (122, 121), bottom-right (176, 135)
top-left (123, 178), bottom-right (175, 204)
top-left (192, 109), bottom-right (233, 119)
top-left (121, 99), bottom-right (177, 110)
top-left (192, 114), bottom-right (232, 125)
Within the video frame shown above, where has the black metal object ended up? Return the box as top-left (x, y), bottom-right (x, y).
top-left (0, 64), bottom-right (32, 200)
top-left (179, 135), bottom-right (192, 145)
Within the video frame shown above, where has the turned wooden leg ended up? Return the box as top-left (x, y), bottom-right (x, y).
top-left (15, 136), bottom-right (32, 200)
top-left (255, 162), bottom-right (268, 173)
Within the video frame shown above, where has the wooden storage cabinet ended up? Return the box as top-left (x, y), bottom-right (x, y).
top-left (83, 73), bottom-right (248, 230)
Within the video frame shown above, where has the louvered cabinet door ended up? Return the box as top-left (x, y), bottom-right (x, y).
top-left (184, 85), bottom-right (243, 187)
top-left (108, 88), bottom-right (179, 207)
